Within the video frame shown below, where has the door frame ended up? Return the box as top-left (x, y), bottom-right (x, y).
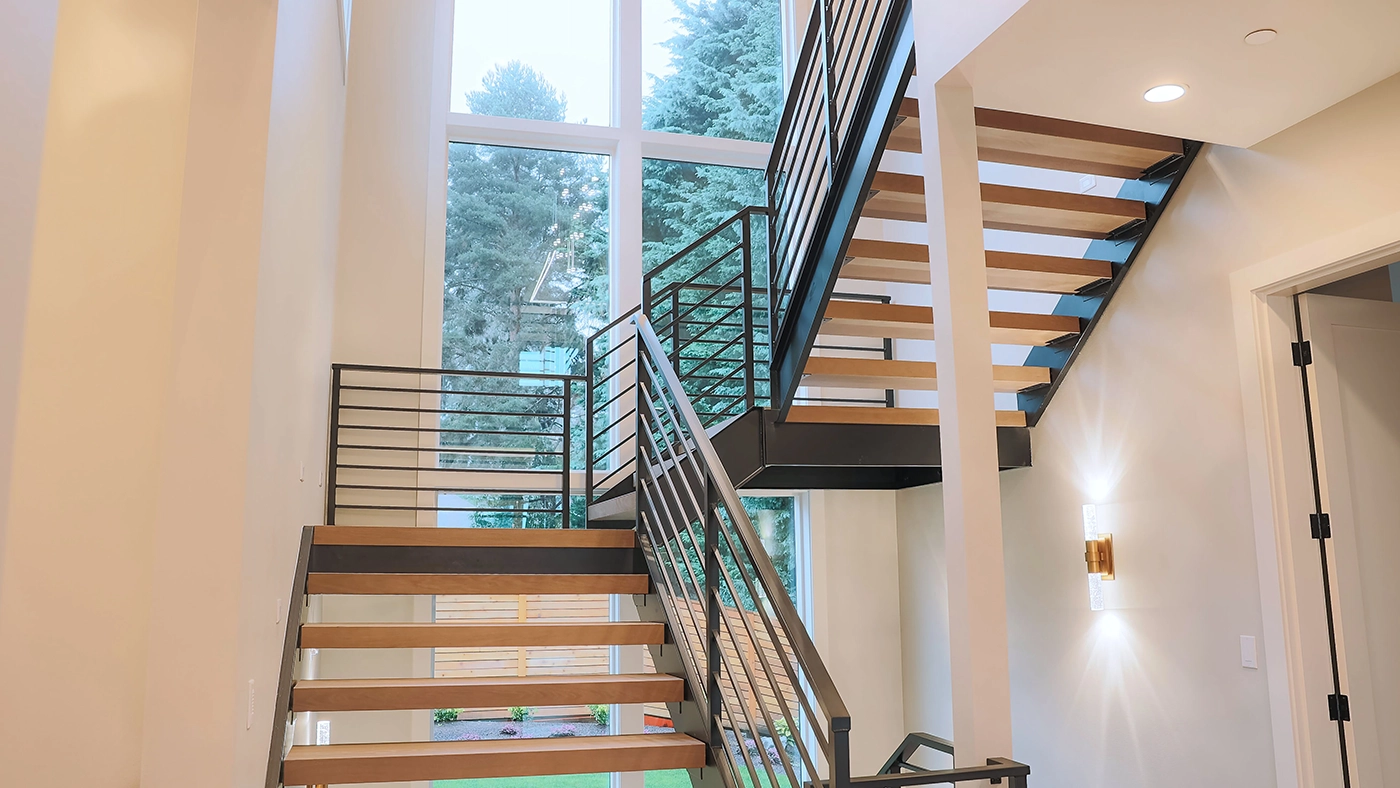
top-left (1231, 211), bottom-right (1400, 788)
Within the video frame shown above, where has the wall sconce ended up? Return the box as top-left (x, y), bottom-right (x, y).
top-left (1083, 504), bottom-right (1115, 611)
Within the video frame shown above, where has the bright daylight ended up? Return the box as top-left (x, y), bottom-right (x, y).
top-left (4, 1), bottom-right (1400, 788)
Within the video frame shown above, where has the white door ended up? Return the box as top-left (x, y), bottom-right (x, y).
top-left (1302, 292), bottom-right (1400, 788)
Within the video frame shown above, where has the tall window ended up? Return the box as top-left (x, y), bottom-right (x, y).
top-left (442, 141), bottom-right (609, 375)
top-left (450, 0), bottom-right (612, 124)
top-left (642, 0), bottom-right (784, 142)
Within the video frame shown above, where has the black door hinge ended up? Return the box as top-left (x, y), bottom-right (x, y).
top-left (1293, 341), bottom-right (1313, 367)
top-left (1310, 513), bottom-right (1332, 539)
top-left (1329, 693), bottom-right (1351, 722)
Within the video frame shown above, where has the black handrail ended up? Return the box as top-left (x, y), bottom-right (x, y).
top-left (766, 0), bottom-right (915, 418)
top-left (879, 732), bottom-right (955, 774)
top-left (327, 363), bottom-right (582, 527)
top-left (265, 526), bottom-right (314, 788)
top-left (632, 312), bottom-right (852, 788)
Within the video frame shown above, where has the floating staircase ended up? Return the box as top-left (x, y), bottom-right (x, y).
top-left (270, 525), bottom-right (705, 787)
top-left (801, 86), bottom-right (1198, 431)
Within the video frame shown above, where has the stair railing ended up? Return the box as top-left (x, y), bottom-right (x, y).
top-left (326, 363), bottom-right (583, 528)
top-left (767, 0), bottom-right (915, 417)
top-left (643, 207), bottom-right (770, 426)
top-left (632, 311), bottom-right (851, 788)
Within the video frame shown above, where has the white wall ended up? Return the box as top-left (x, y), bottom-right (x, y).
top-left (319, 0), bottom-right (445, 769)
top-left (809, 489), bottom-right (908, 774)
top-left (894, 72), bottom-right (1400, 788)
top-left (0, 0), bottom-right (59, 587)
top-left (0, 0), bottom-right (347, 783)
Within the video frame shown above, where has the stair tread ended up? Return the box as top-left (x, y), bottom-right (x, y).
top-left (862, 173), bottom-right (1146, 236)
top-left (786, 405), bottom-right (1027, 428)
top-left (306, 573), bottom-right (650, 595)
top-left (300, 621), bottom-right (666, 648)
top-left (313, 525), bottom-right (634, 549)
top-left (820, 300), bottom-right (1080, 345)
top-left (292, 673), bottom-right (684, 712)
top-left (841, 240), bottom-right (1113, 293)
top-left (887, 105), bottom-right (1182, 178)
top-left (801, 356), bottom-right (1050, 393)
top-left (283, 733), bottom-right (705, 785)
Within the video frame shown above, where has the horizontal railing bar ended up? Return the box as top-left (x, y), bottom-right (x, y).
top-left (668, 271), bottom-right (745, 330)
top-left (590, 432), bottom-right (637, 464)
top-left (590, 459), bottom-right (636, 494)
top-left (334, 362), bottom-right (584, 381)
top-left (793, 396), bottom-right (891, 405)
top-left (336, 483), bottom-right (568, 495)
top-left (336, 463), bottom-right (556, 474)
top-left (341, 384), bottom-right (566, 400)
top-left (338, 404), bottom-right (563, 419)
top-left (647, 243), bottom-right (744, 308)
top-left (593, 357), bottom-right (638, 389)
top-left (332, 503), bottom-right (564, 513)
top-left (590, 385), bottom-right (634, 417)
top-left (338, 443), bottom-right (562, 456)
top-left (336, 424), bottom-right (556, 437)
top-left (643, 207), bottom-right (766, 284)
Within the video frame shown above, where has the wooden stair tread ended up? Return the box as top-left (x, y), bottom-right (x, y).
top-left (861, 173), bottom-right (1146, 237)
top-left (292, 673), bottom-right (684, 712)
top-left (841, 240), bottom-right (1113, 293)
top-left (300, 621), bottom-right (665, 649)
top-left (801, 356), bottom-right (1049, 393)
top-left (306, 573), bottom-right (650, 595)
top-left (886, 101), bottom-right (1181, 178)
top-left (819, 300), bottom-right (1080, 345)
top-left (283, 733), bottom-right (705, 785)
top-left (786, 405), bottom-right (1027, 428)
top-left (313, 525), bottom-right (634, 549)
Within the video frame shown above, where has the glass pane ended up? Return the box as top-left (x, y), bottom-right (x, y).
top-left (643, 159), bottom-right (766, 273)
top-left (451, 0), bottom-right (612, 125)
top-left (740, 495), bottom-right (797, 603)
top-left (642, 0), bottom-right (784, 142)
top-left (442, 142), bottom-right (609, 476)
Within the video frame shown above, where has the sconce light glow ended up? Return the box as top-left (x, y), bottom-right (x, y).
top-left (1084, 504), bottom-right (1104, 611)
top-left (1144, 84), bottom-right (1186, 103)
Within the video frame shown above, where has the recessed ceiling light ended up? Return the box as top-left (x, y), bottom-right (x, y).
top-left (1144, 84), bottom-right (1187, 103)
top-left (1244, 28), bottom-right (1278, 45)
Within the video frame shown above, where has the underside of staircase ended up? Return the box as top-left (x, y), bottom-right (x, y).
top-left (789, 94), bottom-right (1199, 433)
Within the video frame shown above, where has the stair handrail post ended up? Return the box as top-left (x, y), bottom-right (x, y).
top-left (818, 0), bottom-right (838, 175)
top-left (704, 475), bottom-right (723, 757)
top-left (741, 209), bottom-right (757, 411)
top-left (325, 365), bottom-right (342, 525)
top-left (562, 377), bottom-right (572, 528)
top-left (585, 338), bottom-right (595, 505)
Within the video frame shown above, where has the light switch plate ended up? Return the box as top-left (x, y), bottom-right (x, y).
top-left (1240, 635), bottom-right (1258, 669)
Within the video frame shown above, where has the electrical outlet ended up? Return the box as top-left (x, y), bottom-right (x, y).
top-left (247, 679), bottom-right (255, 729)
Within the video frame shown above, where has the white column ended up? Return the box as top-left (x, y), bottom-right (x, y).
top-left (911, 38), bottom-right (1015, 773)
top-left (612, 4), bottom-right (646, 788)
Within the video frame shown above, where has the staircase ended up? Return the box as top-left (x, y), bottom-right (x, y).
top-left (272, 525), bottom-right (705, 786)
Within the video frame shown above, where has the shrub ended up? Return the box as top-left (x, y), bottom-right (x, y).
top-left (499, 724), bottom-right (521, 736)
top-left (432, 708), bottom-right (461, 724)
top-left (772, 717), bottom-right (792, 743)
top-left (587, 704), bottom-right (610, 726)
top-left (508, 706), bottom-right (534, 722)
top-left (549, 724), bottom-right (579, 738)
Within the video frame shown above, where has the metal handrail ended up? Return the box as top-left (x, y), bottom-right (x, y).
top-left (327, 363), bottom-right (580, 527)
top-left (766, 0), bottom-right (914, 417)
top-left (632, 312), bottom-right (852, 788)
